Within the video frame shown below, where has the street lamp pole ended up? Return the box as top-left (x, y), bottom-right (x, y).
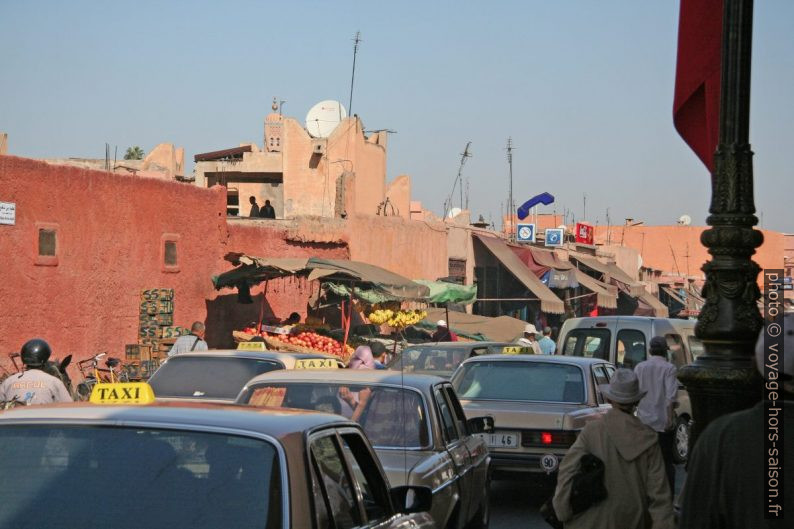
top-left (678, 0), bottom-right (764, 449)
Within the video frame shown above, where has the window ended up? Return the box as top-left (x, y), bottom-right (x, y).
top-left (435, 388), bottom-right (460, 444)
top-left (148, 357), bottom-right (281, 400)
top-left (164, 241), bottom-right (177, 266)
top-left (310, 435), bottom-right (359, 529)
top-left (616, 329), bottom-right (646, 368)
top-left (665, 333), bottom-right (687, 368)
top-left (34, 222), bottom-right (59, 266)
top-left (592, 365), bottom-right (610, 404)
top-left (562, 329), bottom-right (610, 360)
top-left (161, 234), bottom-right (180, 272)
top-left (443, 386), bottom-right (470, 435)
top-left (339, 432), bottom-right (390, 522)
top-left (452, 361), bottom-right (585, 403)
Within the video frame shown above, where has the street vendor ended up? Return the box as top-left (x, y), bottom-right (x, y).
top-left (431, 320), bottom-right (458, 342)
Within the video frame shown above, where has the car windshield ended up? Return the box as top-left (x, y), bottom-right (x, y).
top-left (388, 346), bottom-right (470, 375)
top-left (0, 426), bottom-right (281, 529)
top-left (242, 383), bottom-right (430, 449)
top-left (452, 361), bottom-right (586, 403)
top-left (148, 356), bottom-right (281, 399)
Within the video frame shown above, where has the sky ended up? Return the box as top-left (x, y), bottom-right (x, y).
top-left (1, 0), bottom-right (791, 233)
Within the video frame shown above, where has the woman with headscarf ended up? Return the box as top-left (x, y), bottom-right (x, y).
top-left (340, 346), bottom-right (375, 421)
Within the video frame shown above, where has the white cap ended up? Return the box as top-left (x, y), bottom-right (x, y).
top-left (437, 320), bottom-right (448, 327)
top-left (755, 313), bottom-right (793, 378)
top-left (524, 323), bottom-right (538, 335)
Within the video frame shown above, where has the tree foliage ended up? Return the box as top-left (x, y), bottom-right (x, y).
top-left (124, 146), bottom-right (145, 160)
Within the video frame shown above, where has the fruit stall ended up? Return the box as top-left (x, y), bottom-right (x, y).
top-left (213, 254), bottom-right (431, 363)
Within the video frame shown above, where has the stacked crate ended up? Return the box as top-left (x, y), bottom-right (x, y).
top-left (127, 288), bottom-right (187, 379)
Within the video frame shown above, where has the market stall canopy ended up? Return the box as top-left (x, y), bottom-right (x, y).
top-left (511, 246), bottom-right (579, 289)
top-left (413, 280), bottom-right (477, 305)
top-left (420, 308), bottom-right (528, 342)
top-left (573, 269), bottom-right (619, 309)
top-left (212, 254), bottom-right (430, 301)
top-left (474, 235), bottom-right (565, 314)
top-left (570, 254), bottom-right (646, 297)
top-left (625, 284), bottom-right (669, 318)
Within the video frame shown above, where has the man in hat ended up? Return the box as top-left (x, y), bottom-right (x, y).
top-left (634, 335), bottom-right (678, 495)
top-left (517, 323), bottom-right (542, 355)
top-left (679, 314), bottom-right (793, 529)
top-left (553, 369), bottom-right (674, 528)
top-left (431, 320), bottom-right (458, 342)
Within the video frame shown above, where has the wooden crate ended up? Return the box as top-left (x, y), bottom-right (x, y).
top-left (140, 288), bottom-right (174, 301)
top-left (157, 300), bottom-right (173, 314)
top-left (125, 344), bottom-right (152, 362)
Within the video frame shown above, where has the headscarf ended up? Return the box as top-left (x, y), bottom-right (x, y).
top-left (348, 345), bottom-right (375, 369)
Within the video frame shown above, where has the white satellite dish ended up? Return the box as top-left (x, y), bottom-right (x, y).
top-left (305, 100), bottom-right (347, 138)
top-left (447, 207), bottom-right (463, 218)
top-left (678, 214), bottom-right (692, 226)
top-left (557, 225), bottom-right (567, 232)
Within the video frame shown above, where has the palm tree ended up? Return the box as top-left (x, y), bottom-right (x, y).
top-left (124, 146), bottom-right (145, 160)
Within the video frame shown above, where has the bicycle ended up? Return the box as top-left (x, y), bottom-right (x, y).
top-left (75, 353), bottom-right (130, 401)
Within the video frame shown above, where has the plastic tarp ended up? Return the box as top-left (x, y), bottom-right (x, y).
top-left (474, 235), bottom-right (565, 314)
top-left (420, 308), bottom-right (527, 342)
top-left (212, 254), bottom-right (430, 301)
top-left (412, 280), bottom-right (477, 305)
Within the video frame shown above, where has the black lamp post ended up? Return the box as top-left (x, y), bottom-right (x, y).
top-left (677, 0), bottom-right (764, 449)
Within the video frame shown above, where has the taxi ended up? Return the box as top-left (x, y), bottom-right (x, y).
top-left (236, 369), bottom-right (492, 529)
top-left (147, 349), bottom-right (345, 404)
top-left (0, 384), bottom-right (435, 529)
top-left (451, 354), bottom-right (613, 481)
top-left (388, 341), bottom-right (532, 378)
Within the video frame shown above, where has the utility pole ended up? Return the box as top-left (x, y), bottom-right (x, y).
top-left (582, 193), bottom-right (587, 222)
top-left (348, 31), bottom-right (362, 116)
top-left (442, 141), bottom-right (472, 218)
top-left (506, 138), bottom-right (515, 241)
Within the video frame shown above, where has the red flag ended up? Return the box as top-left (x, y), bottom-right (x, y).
top-left (673, 0), bottom-right (723, 171)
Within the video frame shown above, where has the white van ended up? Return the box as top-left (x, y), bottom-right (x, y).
top-left (556, 315), bottom-right (705, 463)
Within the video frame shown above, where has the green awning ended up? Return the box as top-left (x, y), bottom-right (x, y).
top-left (412, 280), bottom-right (477, 304)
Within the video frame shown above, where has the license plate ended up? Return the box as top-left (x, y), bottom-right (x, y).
top-left (477, 432), bottom-right (519, 449)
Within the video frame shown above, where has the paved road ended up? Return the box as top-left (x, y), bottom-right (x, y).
top-left (489, 464), bottom-right (687, 528)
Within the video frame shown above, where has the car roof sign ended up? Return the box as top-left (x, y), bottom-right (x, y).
top-left (294, 358), bottom-right (339, 370)
top-left (501, 346), bottom-right (532, 355)
top-left (237, 341), bottom-right (267, 351)
top-left (89, 382), bottom-right (156, 405)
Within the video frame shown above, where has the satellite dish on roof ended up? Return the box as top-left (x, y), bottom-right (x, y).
top-left (678, 214), bottom-right (692, 226)
top-left (447, 207), bottom-right (462, 218)
top-left (305, 100), bottom-right (347, 138)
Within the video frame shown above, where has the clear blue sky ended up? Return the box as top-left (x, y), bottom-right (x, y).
top-left (1, 0), bottom-right (791, 233)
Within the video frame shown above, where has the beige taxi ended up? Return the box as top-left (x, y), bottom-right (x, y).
top-left (451, 354), bottom-right (614, 480)
top-left (237, 369), bottom-right (493, 529)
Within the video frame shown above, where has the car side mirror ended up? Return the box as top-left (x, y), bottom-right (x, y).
top-left (390, 485), bottom-right (433, 514)
top-left (467, 416), bottom-right (494, 434)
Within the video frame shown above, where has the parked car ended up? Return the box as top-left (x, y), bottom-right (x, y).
top-left (556, 315), bottom-right (704, 462)
top-left (387, 341), bottom-right (532, 378)
top-left (148, 350), bottom-right (345, 404)
top-left (237, 369), bottom-right (492, 529)
top-left (451, 354), bottom-right (614, 483)
top-left (0, 401), bottom-right (434, 528)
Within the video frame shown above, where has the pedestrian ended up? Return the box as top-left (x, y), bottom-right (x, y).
top-left (0, 339), bottom-right (72, 405)
top-left (370, 341), bottom-right (388, 369)
top-left (260, 199), bottom-right (276, 219)
top-left (516, 323), bottom-right (542, 355)
top-left (248, 196), bottom-right (260, 217)
top-left (634, 336), bottom-right (678, 496)
top-left (168, 321), bottom-right (208, 356)
top-left (552, 369), bottom-right (674, 529)
top-left (538, 326), bottom-right (556, 355)
top-left (678, 314), bottom-right (794, 529)
top-left (431, 320), bottom-right (458, 342)
top-left (347, 345), bottom-right (375, 369)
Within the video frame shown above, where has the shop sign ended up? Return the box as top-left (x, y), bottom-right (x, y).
top-left (545, 228), bottom-right (564, 247)
top-left (517, 223), bottom-right (536, 243)
top-left (575, 223), bottom-right (594, 245)
top-left (0, 202), bottom-right (15, 225)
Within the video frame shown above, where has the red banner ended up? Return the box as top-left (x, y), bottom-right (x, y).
top-left (673, 0), bottom-right (723, 171)
top-left (575, 223), bottom-right (594, 245)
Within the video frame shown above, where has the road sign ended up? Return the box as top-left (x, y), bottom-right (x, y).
top-left (517, 223), bottom-right (536, 243)
top-left (545, 228), bottom-right (564, 247)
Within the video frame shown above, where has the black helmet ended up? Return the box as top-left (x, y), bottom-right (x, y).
top-left (21, 339), bottom-right (51, 367)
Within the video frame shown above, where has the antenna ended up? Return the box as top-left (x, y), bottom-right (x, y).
top-left (506, 138), bottom-right (515, 241)
top-left (348, 31), bottom-right (362, 117)
top-left (668, 238), bottom-right (682, 276)
top-left (606, 207), bottom-right (611, 245)
top-left (442, 141), bottom-right (472, 217)
top-left (582, 193), bottom-right (587, 221)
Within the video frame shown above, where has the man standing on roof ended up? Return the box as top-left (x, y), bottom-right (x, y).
top-left (248, 196), bottom-right (260, 217)
top-left (516, 324), bottom-right (542, 355)
top-left (168, 321), bottom-right (208, 356)
top-left (431, 320), bottom-right (458, 342)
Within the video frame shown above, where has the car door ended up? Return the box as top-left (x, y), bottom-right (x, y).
top-left (433, 384), bottom-right (472, 526)
top-left (591, 364), bottom-right (614, 414)
top-left (443, 384), bottom-right (489, 520)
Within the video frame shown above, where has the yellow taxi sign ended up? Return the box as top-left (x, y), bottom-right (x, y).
top-left (295, 358), bottom-right (339, 369)
top-left (89, 382), bottom-right (156, 405)
top-left (237, 341), bottom-right (267, 351)
top-left (501, 346), bottom-right (532, 355)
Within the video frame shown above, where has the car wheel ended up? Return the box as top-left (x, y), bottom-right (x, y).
top-left (465, 480), bottom-right (490, 529)
top-left (673, 416), bottom-right (690, 464)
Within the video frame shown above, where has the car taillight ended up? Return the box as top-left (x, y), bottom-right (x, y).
top-left (522, 430), bottom-right (578, 448)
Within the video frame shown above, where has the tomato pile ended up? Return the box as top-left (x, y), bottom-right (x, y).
top-left (240, 328), bottom-right (353, 359)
